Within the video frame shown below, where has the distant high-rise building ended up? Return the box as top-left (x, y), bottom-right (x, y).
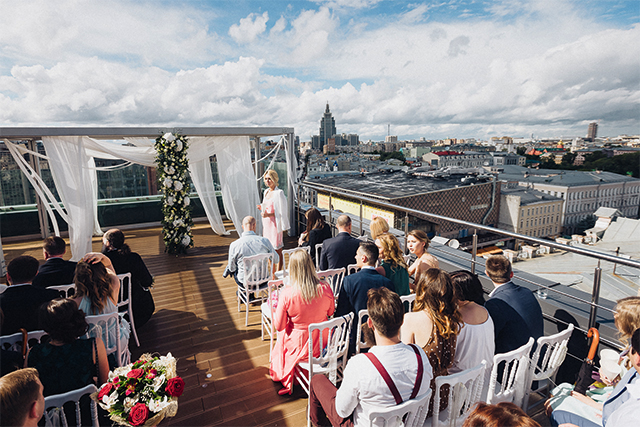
top-left (311, 135), bottom-right (321, 149)
top-left (319, 103), bottom-right (337, 149)
top-left (385, 135), bottom-right (398, 143)
top-left (588, 122), bottom-right (598, 140)
top-left (347, 134), bottom-right (359, 146)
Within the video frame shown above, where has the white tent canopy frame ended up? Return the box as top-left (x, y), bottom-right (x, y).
top-left (1, 127), bottom-right (296, 261)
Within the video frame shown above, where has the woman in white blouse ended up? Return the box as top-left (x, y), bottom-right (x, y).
top-left (449, 270), bottom-right (495, 374)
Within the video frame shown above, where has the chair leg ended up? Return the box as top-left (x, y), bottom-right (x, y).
top-left (128, 306), bottom-right (140, 347)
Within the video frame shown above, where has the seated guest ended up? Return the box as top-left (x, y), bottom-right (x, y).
top-left (406, 230), bottom-right (439, 287)
top-left (448, 270), bottom-right (494, 375)
top-left (298, 208), bottom-right (332, 264)
top-left (463, 402), bottom-right (541, 427)
top-left (336, 241), bottom-right (395, 355)
top-left (102, 229), bottom-right (155, 327)
top-left (223, 216), bottom-right (278, 286)
top-left (319, 214), bottom-right (360, 271)
top-left (270, 250), bottom-right (335, 395)
top-left (72, 252), bottom-right (129, 368)
top-left (0, 256), bottom-right (59, 335)
top-left (27, 298), bottom-right (109, 396)
top-left (375, 233), bottom-right (410, 297)
top-left (310, 287), bottom-right (433, 427)
top-left (31, 236), bottom-right (77, 290)
top-left (484, 255), bottom-right (543, 355)
top-left (0, 368), bottom-right (45, 427)
top-left (401, 268), bottom-right (461, 417)
top-left (0, 308), bottom-right (23, 376)
top-left (369, 216), bottom-right (389, 240)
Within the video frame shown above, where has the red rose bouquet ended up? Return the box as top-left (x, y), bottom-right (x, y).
top-left (92, 353), bottom-right (184, 426)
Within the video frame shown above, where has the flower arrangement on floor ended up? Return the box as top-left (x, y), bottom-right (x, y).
top-left (155, 132), bottom-right (194, 254)
top-left (92, 353), bottom-right (185, 426)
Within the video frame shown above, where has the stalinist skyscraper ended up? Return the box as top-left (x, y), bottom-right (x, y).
top-left (318, 102), bottom-right (336, 150)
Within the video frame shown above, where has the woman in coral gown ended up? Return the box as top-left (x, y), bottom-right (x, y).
top-left (269, 250), bottom-right (335, 395)
top-left (258, 169), bottom-right (289, 271)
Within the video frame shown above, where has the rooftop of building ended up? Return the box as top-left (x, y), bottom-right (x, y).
top-left (497, 165), bottom-right (638, 187)
top-left (500, 186), bottom-right (563, 204)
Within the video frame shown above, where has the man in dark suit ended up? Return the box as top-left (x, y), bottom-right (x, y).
top-left (484, 254), bottom-right (543, 355)
top-left (319, 214), bottom-right (360, 271)
top-left (336, 241), bottom-right (395, 355)
top-left (0, 256), bottom-right (59, 335)
top-left (31, 236), bottom-right (77, 289)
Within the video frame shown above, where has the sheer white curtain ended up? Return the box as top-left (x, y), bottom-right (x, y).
top-left (42, 136), bottom-right (99, 260)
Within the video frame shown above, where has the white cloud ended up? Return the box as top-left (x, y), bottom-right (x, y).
top-left (312, 0), bottom-right (383, 10)
top-left (229, 12), bottom-right (269, 44)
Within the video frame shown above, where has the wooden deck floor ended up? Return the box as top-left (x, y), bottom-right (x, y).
top-left (2, 221), bottom-right (309, 427)
top-left (3, 222), bottom-right (550, 427)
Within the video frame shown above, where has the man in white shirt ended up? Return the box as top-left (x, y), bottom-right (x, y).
top-left (309, 287), bottom-right (433, 427)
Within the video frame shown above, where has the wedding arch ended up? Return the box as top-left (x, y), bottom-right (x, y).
top-left (1, 127), bottom-right (297, 260)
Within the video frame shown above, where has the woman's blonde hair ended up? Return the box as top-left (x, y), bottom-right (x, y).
top-left (370, 217), bottom-right (389, 240)
top-left (413, 268), bottom-right (461, 338)
top-left (265, 169), bottom-right (279, 186)
top-left (289, 250), bottom-right (321, 303)
top-left (615, 296), bottom-right (640, 344)
top-left (74, 261), bottom-right (112, 313)
top-left (377, 233), bottom-right (407, 270)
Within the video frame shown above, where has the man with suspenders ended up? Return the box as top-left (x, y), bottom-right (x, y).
top-left (309, 287), bottom-right (433, 427)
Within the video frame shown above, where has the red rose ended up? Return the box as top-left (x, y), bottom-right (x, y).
top-left (127, 368), bottom-right (145, 379)
top-left (127, 403), bottom-right (149, 426)
top-left (165, 377), bottom-right (185, 397)
top-left (97, 382), bottom-right (114, 400)
top-left (113, 376), bottom-right (120, 383)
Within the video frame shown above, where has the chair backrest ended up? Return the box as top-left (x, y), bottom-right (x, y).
top-left (308, 313), bottom-right (354, 384)
top-left (316, 268), bottom-right (346, 301)
top-left (116, 273), bottom-right (132, 309)
top-left (369, 389), bottom-right (432, 427)
top-left (529, 323), bottom-right (574, 383)
top-left (243, 253), bottom-right (274, 290)
top-left (347, 264), bottom-right (360, 275)
top-left (315, 243), bottom-right (323, 270)
top-left (1, 329), bottom-right (49, 357)
top-left (355, 309), bottom-right (371, 354)
top-left (486, 337), bottom-right (534, 407)
top-left (281, 247), bottom-right (311, 277)
top-left (84, 312), bottom-right (123, 366)
top-left (47, 284), bottom-right (76, 298)
top-left (43, 384), bottom-right (98, 427)
top-left (430, 361), bottom-right (487, 427)
top-left (400, 294), bottom-right (416, 313)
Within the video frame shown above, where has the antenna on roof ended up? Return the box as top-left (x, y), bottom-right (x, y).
top-left (388, 124), bottom-right (390, 136)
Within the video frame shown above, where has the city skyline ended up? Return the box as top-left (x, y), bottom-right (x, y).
top-left (0, 0), bottom-right (638, 140)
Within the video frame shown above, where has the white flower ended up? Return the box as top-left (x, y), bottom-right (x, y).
top-left (102, 390), bottom-right (119, 408)
top-left (153, 374), bottom-right (166, 392)
top-left (173, 218), bottom-right (183, 227)
top-left (176, 139), bottom-right (183, 151)
top-left (149, 396), bottom-right (172, 413)
top-left (164, 166), bottom-right (175, 175)
top-left (163, 177), bottom-right (173, 188)
top-left (174, 181), bottom-right (183, 191)
top-left (166, 196), bottom-right (174, 206)
top-left (124, 396), bottom-right (138, 410)
top-left (109, 367), bottom-right (129, 381)
top-left (181, 235), bottom-right (191, 246)
top-left (184, 196), bottom-right (190, 206)
top-left (163, 132), bottom-right (175, 142)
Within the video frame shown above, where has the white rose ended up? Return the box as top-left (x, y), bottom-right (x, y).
top-left (181, 235), bottom-right (191, 246)
top-left (173, 219), bottom-right (183, 227)
top-left (176, 139), bottom-right (183, 151)
top-left (184, 196), bottom-right (190, 206)
top-left (174, 181), bottom-right (183, 191)
top-left (163, 132), bottom-right (175, 142)
top-left (166, 196), bottom-right (174, 206)
top-left (163, 177), bottom-right (173, 188)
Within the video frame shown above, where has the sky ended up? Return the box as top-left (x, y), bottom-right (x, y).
top-left (0, 0), bottom-right (638, 141)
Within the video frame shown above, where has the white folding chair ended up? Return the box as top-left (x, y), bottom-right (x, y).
top-left (261, 279), bottom-right (285, 361)
top-left (524, 324), bottom-right (574, 410)
top-left (401, 294), bottom-right (416, 312)
top-left (294, 312), bottom-right (355, 396)
top-left (426, 360), bottom-right (487, 427)
top-left (355, 309), bottom-right (370, 354)
top-left (485, 337), bottom-right (534, 408)
top-left (369, 389), bottom-right (432, 427)
top-left (43, 384), bottom-right (98, 427)
top-left (347, 264), bottom-right (360, 275)
top-left (316, 268), bottom-right (346, 304)
top-left (85, 312), bottom-right (130, 367)
top-left (238, 253), bottom-right (274, 326)
top-left (47, 283), bottom-right (76, 298)
top-left (315, 243), bottom-right (323, 270)
top-left (276, 247), bottom-right (311, 279)
top-left (117, 273), bottom-right (140, 347)
top-left (1, 329), bottom-right (49, 358)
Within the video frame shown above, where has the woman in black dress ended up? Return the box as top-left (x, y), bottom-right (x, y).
top-left (298, 208), bottom-right (332, 264)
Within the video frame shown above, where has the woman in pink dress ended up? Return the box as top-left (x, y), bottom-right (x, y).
top-left (258, 169), bottom-right (289, 271)
top-left (269, 250), bottom-right (335, 395)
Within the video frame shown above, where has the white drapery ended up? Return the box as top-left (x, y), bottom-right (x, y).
top-left (8, 135), bottom-right (262, 260)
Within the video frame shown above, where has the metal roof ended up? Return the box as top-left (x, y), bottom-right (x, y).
top-left (497, 165), bottom-right (638, 187)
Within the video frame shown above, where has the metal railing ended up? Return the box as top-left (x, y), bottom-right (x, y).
top-left (298, 181), bottom-right (640, 349)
